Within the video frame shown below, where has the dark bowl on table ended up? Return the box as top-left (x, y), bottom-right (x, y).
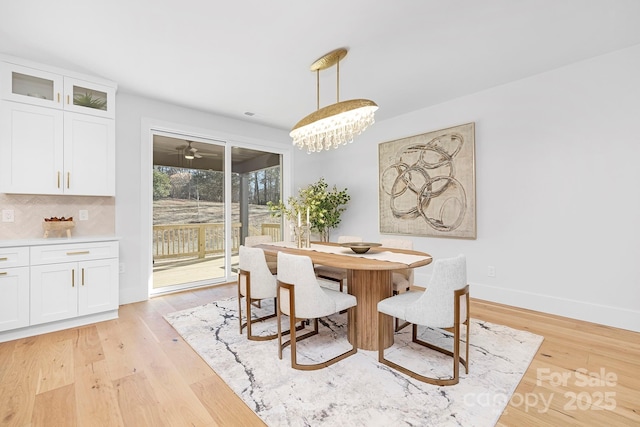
top-left (340, 242), bottom-right (382, 254)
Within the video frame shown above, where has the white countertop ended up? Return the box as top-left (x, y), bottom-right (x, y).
top-left (0, 236), bottom-right (120, 248)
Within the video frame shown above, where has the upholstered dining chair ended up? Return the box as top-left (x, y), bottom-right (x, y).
top-left (237, 245), bottom-right (279, 341)
top-left (380, 238), bottom-right (414, 295)
top-left (377, 254), bottom-right (470, 386)
top-left (245, 235), bottom-right (277, 274)
top-left (314, 235), bottom-right (362, 292)
top-left (380, 238), bottom-right (415, 331)
top-left (276, 251), bottom-right (358, 370)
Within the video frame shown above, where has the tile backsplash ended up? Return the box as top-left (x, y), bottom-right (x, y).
top-left (0, 194), bottom-right (115, 240)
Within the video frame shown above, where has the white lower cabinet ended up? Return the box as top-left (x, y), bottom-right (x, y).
top-left (0, 239), bottom-right (119, 341)
top-left (30, 241), bottom-right (119, 325)
top-left (30, 262), bottom-right (78, 324)
top-left (0, 267), bottom-right (30, 332)
top-left (0, 247), bottom-right (30, 332)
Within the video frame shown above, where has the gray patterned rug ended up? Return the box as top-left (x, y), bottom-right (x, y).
top-left (164, 298), bottom-right (543, 426)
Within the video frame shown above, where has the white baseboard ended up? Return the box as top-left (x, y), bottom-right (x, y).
top-left (119, 285), bottom-right (149, 305)
top-left (470, 282), bottom-right (640, 333)
top-left (0, 310), bottom-right (119, 343)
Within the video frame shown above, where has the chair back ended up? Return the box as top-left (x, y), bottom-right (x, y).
top-left (380, 238), bottom-right (412, 250)
top-left (277, 251), bottom-right (336, 318)
top-left (238, 245), bottom-right (276, 299)
top-left (245, 235), bottom-right (273, 246)
top-left (406, 254), bottom-right (467, 328)
top-left (380, 238), bottom-right (414, 287)
top-left (337, 235), bottom-right (363, 243)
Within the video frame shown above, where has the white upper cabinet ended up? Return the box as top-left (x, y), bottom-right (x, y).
top-left (0, 61), bottom-right (115, 118)
top-left (63, 112), bottom-right (116, 196)
top-left (0, 101), bottom-right (64, 194)
top-left (0, 56), bottom-right (116, 196)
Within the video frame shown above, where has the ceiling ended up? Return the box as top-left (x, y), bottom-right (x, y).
top-left (1, 1), bottom-right (640, 132)
top-left (152, 135), bottom-right (281, 173)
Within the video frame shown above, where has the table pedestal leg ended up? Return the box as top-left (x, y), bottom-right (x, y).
top-left (347, 269), bottom-right (393, 351)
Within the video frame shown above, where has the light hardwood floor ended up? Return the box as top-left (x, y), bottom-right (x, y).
top-left (0, 283), bottom-right (638, 426)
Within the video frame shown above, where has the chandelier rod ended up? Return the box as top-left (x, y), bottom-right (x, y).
top-left (336, 58), bottom-right (340, 103)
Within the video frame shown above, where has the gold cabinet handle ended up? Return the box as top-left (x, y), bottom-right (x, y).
top-left (67, 94), bottom-right (70, 104)
top-left (67, 251), bottom-right (90, 256)
top-left (0, 257), bottom-right (7, 261)
top-left (67, 172), bottom-right (70, 189)
top-left (57, 171), bottom-right (61, 188)
top-left (72, 269), bottom-right (75, 287)
top-left (57, 93), bottom-right (61, 103)
top-left (0, 272), bottom-right (7, 276)
top-left (81, 268), bottom-right (85, 286)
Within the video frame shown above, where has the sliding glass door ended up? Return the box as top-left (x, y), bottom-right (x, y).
top-left (151, 133), bottom-right (283, 294)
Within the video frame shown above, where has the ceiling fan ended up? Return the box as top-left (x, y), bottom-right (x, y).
top-left (176, 141), bottom-right (202, 159)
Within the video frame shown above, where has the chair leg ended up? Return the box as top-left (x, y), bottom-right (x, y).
top-left (392, 288), bottom-right (410, 332)
top-left (378, 313), bottom-right (464, 386)
top-left (238, 269), bottom-right (278, 341)
top-left (237, 278), bottom-right (243, 334)
top-left (277, 281), bottom-right (316, 361)
top-left (464, 292), bottom-right (470, 374)
top-left (395, 318), bottom-right (410, 332)
top-left (278, 280), bottom-right (357, 370)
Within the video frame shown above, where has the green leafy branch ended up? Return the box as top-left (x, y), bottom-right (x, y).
top-left (267, 177), bottom-right (350, 233)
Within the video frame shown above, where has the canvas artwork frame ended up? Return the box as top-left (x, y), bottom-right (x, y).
top-left (378, 122), bottom-right (476, 239)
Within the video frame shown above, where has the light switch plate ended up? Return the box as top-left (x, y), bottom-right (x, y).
top-left (79, 210), bottom-right (89, 221)
top-left (2, 209), bottom-right (15, 222)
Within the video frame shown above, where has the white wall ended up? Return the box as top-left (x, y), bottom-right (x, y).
top-left (115, 93), bottom-right (290, 304)
top-left (294, 44), bottom-right (640, 332)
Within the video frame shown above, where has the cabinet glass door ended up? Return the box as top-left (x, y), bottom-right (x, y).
top-left (64, 77), bottom-right (115, 118)
top-left (1, 62), bottom-right (63, 108)
top-left (71, 85), bottom-right (108, 111)
top-left (12, 72), bottom-right (55, 100)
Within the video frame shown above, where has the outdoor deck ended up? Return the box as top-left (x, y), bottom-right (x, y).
top-left (152, 222), bottom-right (279, 289)
top-left (152, 255), bottom-right (236, 289)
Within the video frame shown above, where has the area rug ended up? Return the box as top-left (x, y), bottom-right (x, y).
top-left (164, 298), bottom-right (543, 426)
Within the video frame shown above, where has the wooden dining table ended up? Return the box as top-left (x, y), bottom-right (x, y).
top-left (257, 241), bottom-right (433, 351)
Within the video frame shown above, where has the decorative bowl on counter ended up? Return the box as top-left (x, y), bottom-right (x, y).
top-left (340, 242), bottom-right (382, 254)
top-left (42, 217), bottom-right (75, 238)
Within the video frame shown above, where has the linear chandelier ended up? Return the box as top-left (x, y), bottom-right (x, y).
top-left (290, 48), bottom-right (378, 153)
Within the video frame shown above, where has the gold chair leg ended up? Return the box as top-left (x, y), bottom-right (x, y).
top-left (379, 313), bottom-right (465, 386)
top-left (278, 280), bottom-right (356, 370)
top-left (239, 269), bottom-right (279, 341)
top-left (395, 318), bottom-right (410, 332)
top-left (237, 281), bottom-right (243, 334)
top-left (392, 288), bottom-right (410, 331)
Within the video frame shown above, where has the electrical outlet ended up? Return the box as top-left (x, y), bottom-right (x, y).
top-left (487, 266), bottom-right (496, 277)
top-left (2, 209), bottom-right (15, 222)
top-left (79, 210), bottom-right (89, 221)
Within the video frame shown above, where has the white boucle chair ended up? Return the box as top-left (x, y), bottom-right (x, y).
top-left (377, 254), bottom-right (470, 386)
top-left (380, 238), bottom-right (414, 294)
top-left (277, 251), bottom-right (358, 370)
top-left (244, 235), bottom-right (277, 275)
top-left (380, 238), bottom-right (416, 331)
top-left (314, 235), bottom-right (363, 292)
top-left (237, 245), bottom-right (279, 341)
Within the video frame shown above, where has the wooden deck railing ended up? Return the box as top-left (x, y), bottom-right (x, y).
top-left (261, 223), bottom-right (282, 242)
top-left (153, 222), bottom-right (242, 260)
